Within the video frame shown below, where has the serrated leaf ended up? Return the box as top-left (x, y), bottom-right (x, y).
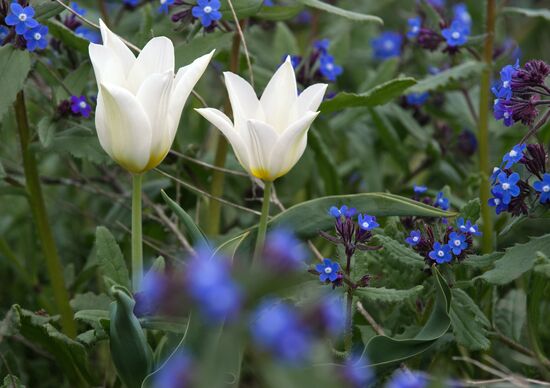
top-left (320, 78), bottom-right (417, 113)
top-left (502, 7), bottom-right (550, 21)
top-left (256, 4), bottom-right (304, 20)
top-left (47, 134), bottom-right (111, 164)
top-left (449, 288), bottom-right (490, 351)
top-left (495, 289), bottom-right (526, 342)
top-left (373, 234), bottom-right (425, 269)
top-left (0, 45), bottom-right (31, 121)
top-left (458, 198), bottom-right (481, 223)
top-left (94, 226), bottom-right (130, 289)
top-left (407, 61), bottom-right (485, 94)
top-left (356, 285), bottom-right (423, 303)
top-left (476, 234), bottom-right (550, 285)
top-left (462, 252), bottom-right (504, 269)
top-left (296, 0), bottom-right (383, 24)
top-left (70, 292), bottom-right (112, 312)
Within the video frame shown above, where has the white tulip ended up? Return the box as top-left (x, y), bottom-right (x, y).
top-left (89, 20), bottom-right (214, 173)
top-left (196, 56), bottom-right (327, 181)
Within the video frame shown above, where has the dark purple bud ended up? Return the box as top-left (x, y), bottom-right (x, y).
top-left (417, 28), bottom-right (444, 51)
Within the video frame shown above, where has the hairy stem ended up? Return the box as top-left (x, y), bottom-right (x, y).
top-left (132, 174), bottom-right (143, 291)
top-left (253, 181), bottom-right (272, 264)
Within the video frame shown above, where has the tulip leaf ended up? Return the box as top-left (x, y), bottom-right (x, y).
top-left (0, 45), bottom-right (31, 122)
top-left (320, 78), bottom-right (417, 113)
top-left (356, 285), bottom-right (424, 303)
top-left (94, 226), bottom-right (131, 289)
top-left (449, 289), bottom-right (490, 351)
top-left (407, 61), bottom-right (486, 94)
top-left (45, 20), bottom-right (90, 54)
top-left (502, 7), bottom-right (550, 21)
top-left (296, 0), bottom-right (383, 24)
top-left (365, 268), bottom-right (451, 366)
top-left (219, 0), bottom-right (263, 19)
top-left (256, 4), bottom-right (305, 21)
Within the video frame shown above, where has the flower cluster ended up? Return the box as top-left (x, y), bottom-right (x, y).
top-left (489, 143), bottom-right (549, 216)
top-left (168, 0), bottom-right (222, 29)
top-left (492, 59), bottom-right (550, 127)
top-left (1, 1), bottom-right (48, 51)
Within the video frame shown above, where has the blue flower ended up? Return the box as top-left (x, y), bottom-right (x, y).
top-left (70, 2), bottom-right (86, 15)
top-left (435, 191), bottom-right (450, 210)
top-left (192, 0), bottom-right (222, 27)
top-left (74, 26), bottom-right (101, 43)
top-left (413, 185), bottom-right (428, 194)
top-left (154, 352), bottom-right (193, 388)
top-left (5, 3), bottom-right (39, 35)
top-left (329, 205), bottom-right (356, 219)
top-left (387, 370), bottom-right (428, 388)
top-left (493, 98), bottom-right (514, 126)
top-left (134, 270), bottom-right (169, 316)
top-left (316, 258), bottom-right (340, 283)
top-left (123, 0), bottom-right (139, 6)
top-left (314, 38), bottom-right (330, 54)
top-left (405, 230), bottom-right (421, 246)
top-left (426, 0), bottom-right (445, 8)
top-left (263, 0), bottom-right (275, 5)
top-left (441, 20), bottom-right (469, 47)
top-left (24, 24), bottom-right (48, 51)
top-left (371, 32), bottom-right (402, 60)
top-left (358, 214), bottom-right (379, 231)
top-left (319, 54), bottom-right (343, 81)
top-left (343, 354), bottom-right (373, 388)
top-left (70, 96), bottom-right (92, 117)
top-left (158, 0), bottom-right (175, 14)
top-left (490, 167), bottom-right (502, 183)
top-left (488, 191), bottom-right (508, 214)
top-left (448, 232), bottom-right (467, 255)
top-left (251, 299), bottom-right (311, 362)
top-left (453, 3), bottom-right (472, 27)
top-left (283, 54), bottom-right (301, 69)
top-left (533, 173), bottom-right (550, 204)
top-left (407, 17), bottom-right (421, 39)
top-left (406, 92), bottom-right (429, 106)
top-left (263, 228), bottom-right (306, 270)
top-left (493, 62), bottom-right (519, 100)
top-left (319, 294), bottom-right (346, 337)
top-left (493, 171), bottom-right (521, 205)
top-left (429, 242), bottom-right (452, 264)
top-left (502, 144), bottom-right (526, 169)
top-left (0, 26), bottom-right (9, 42)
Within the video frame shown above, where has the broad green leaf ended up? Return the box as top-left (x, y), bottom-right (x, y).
top-left (407, 61), bottom-right (485, 94)
top-left (0, 46), bottom-right (31, 121)
top-left (214, 231), bottom-right (250, 260)
top-left (1, 375), bottom-right (25, 388)
top-left (37, 117), bottom-right (56, 148)
top-left (476, 234), bottom-right (550, 285)
top-left (296, 0), bottom-right (383, 24)
top-left (48, 134), bottom-right (111, 164)
top-left (74, 309), bottom-right (110, 331)
top-left (384, 104), bottom-right (429, 143)
top-left (495, 289), bottom-right (526, 342)
top-left (32, 0), bottom-right (64, 20)
top-left (356, 285), bottom-right (423, 303)
top-left (502, 7), bottom-right (550, 21)
top-left (462, 252), bottom-right (504, 269)
top-left (70, 292), bottom-right (112, 311)
top-left (372, 234), bottom-right (425, 269)
top-left (161, 190), bottom-right (209, 248)
top-left (369, 107), bottom-right (411, 173)
top-left (309, 127), bottom-right (341, 195)
top-left (46, 20), bottom-right (89, 53)
top-left (365, 268), bottom-right (451, 366)
top-left (94, 226), bottom-right (131, 289)
top-left (256, 4), bottom-right (304, 21)
top-left (449, 288), bottom-right (490, 351)
top-left (534, 263), bottom-right (550, 278)
top-left (273, 22), bottom-right (299, 61)
top-left (175, 32), bottom-right (233, 67)
top-left (458, 198), bottom-right (481, 223)
top-left (219, 0), bottom-right (263, 18)
top-left (320, 78), bottom-right (417, 113)
top-left (55, 61), bottom-right (91, 100)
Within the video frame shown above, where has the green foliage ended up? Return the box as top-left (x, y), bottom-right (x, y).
top-left (0, 46), bottom-right (30, 121)
top-left (372, 234), bottom-right (425, 269)
top-left (458, 198), bottom-right (481, 222)
top-left (1, 375), bottom-right (25, 388)
top-left (356, 285), bottom-right (424, 303)
top-left (449, 289), bottom-right (490, 351)
top-left (296, 0), bottom-right (383, 24)
top-left (502, 7), bottom-right (550, 20)
top-left (161, 190), bottom-right (209, 248)
top-left (407, 61), bottom-right (486, 94)
top-left (94, 227), bottom-right (131, 289)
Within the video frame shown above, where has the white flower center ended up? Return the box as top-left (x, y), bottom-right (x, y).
top-left (493, 167), bottom-right (499, 173)
top-left (469, 227), bottom-right (476, 233)
top-left (326, 63), bottom-right (334, 71)
top-left (503, 80), bottom-right (510, 88)
top-left (543, 185), bottom-right (550, 193)
top-left (34, 33), bottom-right (41, 40)
top-left (362, 222), bottom-right (369, 229)
top-left (461, 14), bottom-right (471, 23)
top-left (454, 240), bottom-right (461, 246)
top-left (160, 0), bottom-right (166, 4)
top-left (412, 26), bottom-right (419, 33)
top-left (509, 150), bottom-right (517, 157)
top-left (203, 5), bottom-right (212, 13)
top-left (438, 250), bottom-right (445, 257)
top-left (502, 183), bottom-right (510, 190)
top-left (324, 267), bottom-right (333, 274)
top-left (451, 31), bottom-right (460, 39)
top-left (504, 112), bottom-right (510, 119)
top-left (19, 13), bottom-right (27, 21)
top-left (383, 40), bottom-right (394, 50)
top-left (494, 198), bottom-right (501, 205)
top-left (412, 236), bottom-right (419, 242)
top-left (79, 101), bottom-right (87, 109)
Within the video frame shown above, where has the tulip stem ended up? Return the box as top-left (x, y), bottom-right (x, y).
top-left (253, 181), bottom-right (272, 264)
top-left (14, 91), bottom-right (77, 338)
top-left (132, 173), bottom-right (143, 292)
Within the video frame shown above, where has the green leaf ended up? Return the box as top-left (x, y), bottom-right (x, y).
top-left (1, 375), bottom-right (25, 388)
top-left (356, 285), bottom-right (424, 303)
top-left (309, 127), bottom-right (341, 195)
top-left (219, 0), bottom-right (263, 19)
top-left (372, 234), bottom-right (425, 269)
top-left (74, 309), bottom-right (110, 331)
top-left (369, 107), bottom-right (411, 172)
top-left (365, 268), bottom-right (451, 366)
top-left (273, 22), bottom-right (299, 61)
top-left (495, 289), bottom-right (526, 342)
top-left (0, 45), bottom-right (31, 121)
top-left (407, 61), bottom-right (485, 94)
top-left (94, 226), bottom-right (131, 289)
top-left (109, 286), bottom-right (153, 388)
top-left (37, 117), bottom-right (56, 148)
top-left (502, 7), bottom-right (550, 21)
top-left (296, 0), bottom-right (383, 24)
top-left (45, 20), bottom-right (90, 53)
top-left (161, 190), bottom-right (209, 248)
top-left (462, 252), bottom-right (504, 269)
top-left (70, 292), bottom-right (112, 311)
top-left (48, 134), bottom-right (111, 164)
top-left (32, 0), bottom-right (64, 20)
top-left (384, 104), bottom-right (429, 143)
top-left (449, 288), bottom-right (490, 351)
top-left (476, 234), bottom-right (550, 285)
top-left (139, 316), bottom-right (190, 333)
top-left (320, 78), bottom-right (417, 113)
top-left (214, 231), bottom-right (250, 260)
top-left (55, 61), bottom-right (91, 100)
top-left (458, 198), bottom-right (481, 223)
top-left (256, 4), bottom-right (304, 21)
top-left (0, 160), bottom-right (6, 179)
top-left (175, 31), bottom-right (233, 67)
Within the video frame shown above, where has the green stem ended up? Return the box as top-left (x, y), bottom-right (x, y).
top-left (253, 181), bottom-right (272, 263)
top-left (478, 0), bottom-right (496, 253)
top-left (132, 174), bottom-right (143, 292)
top-left (14, 91), bottom-right (76, 338)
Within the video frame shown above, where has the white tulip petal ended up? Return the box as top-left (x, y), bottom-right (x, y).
top-left (89, 44), bottom-right (126, 86)
top-left (128, 37), bottom-right (175, 93)
top-left (98, 19), bottom-right (135, 74)
top-left (195, 108), bottom-right (250, 171)
top-left (296, 83), bottom-right (328, 115)
top-left (136, 71), bottom-right (174, 169)
top-left (246, 120), bottom-right (279, 181)
top-left (94, 91), bottom-right (113, 158)
top-left (224, 72), bottom-right (263, 134)
top-left (268, 111), bottom-right (319, 179)
top-left (260, 56), bottom-right (297, 133)
top-left (99, 82), bottom-right (152, 173)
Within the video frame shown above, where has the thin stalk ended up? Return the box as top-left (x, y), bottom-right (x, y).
top-left (478, 0), bottom-right (496, 253)
top-left (132, 174), bottom-right (143, 292)
top-left (253, 181), bottom-right (272, 264)
top-left (14, 91), bottom-right (76, 338)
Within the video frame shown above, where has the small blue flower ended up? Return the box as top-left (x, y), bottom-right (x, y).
top-left (5, 3), bottom-right (39, 35)
top-left (426, 0), bottom-right (445, 8)
top-left (70, 96), bottom-right (92, 117)
top-left (329, 205), bottom-right (356, 219)
top-left (123, 0), bottom-right (139, 6)
top-left (493, 62), bottom-right (519, 100)
top-left (429, 242), bottom-right (452, 264)
top-left (158, 0), bottom-right (175, 14)
top-left (319, 54), bottom-right (343, 82)
top-left (488, 191), bottom-right (508, 214)
top-left (192, 0), bottom-right (222, 27)
top-left (413, 185), bottom-right (428, 194)
top-left (314, 38), bottom-right (330, 54)
top-left (74, 26), bottom-right (101, 44)
top-left (387, 370), bottom-right (428, 388)
top-left (456, 218), bottom-right (482, 237)
top-left (493, 171), bottom-right (521, 205)
top-left (533, 173), bottom-right (550, 204)
top-left (371, 32), bottom-right (402, 60)
top-left (343, 354), bottom-right (373, 388)
top-left (316, 258), bottom-right (340, 283)
top-left (319, 294), bottom-right (346, 337)
top-left (435, 191), bottom-right (450, 210)
top-left (263, 0), bottom-right (275, 5)
top-left (264, 228), bottom-right (306, 270)
top-left (441, 20), bottom-right (469, 47)
top-left (448, 232), bottom-right (467, 255)
top-left (24, 24), bottom-right (48, 51)
top-left (493, 98), bottom-right (514, 126)
top-left (358, 214), bottom-right (379, 231)
top-left (0, 26), bottom-right (9, 42)
top-left (491, 167), bottom-right (502, 183)
top-left (453, 3), bottom-right (472, 27)
top-left (154, 352), bottom-right (193, 388)
top-left (405, 230), bottom-right (421, 246)
top-left (70, 2), bottom-right (86, 15)
top-left (502, 144), bottom-right (526, 169)
top-left (282, 54), bottom-right (301, 69)
top-left (406, 92), bottom-right (429, 106)
top-left (407, 17), bottom-right (421, 39)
